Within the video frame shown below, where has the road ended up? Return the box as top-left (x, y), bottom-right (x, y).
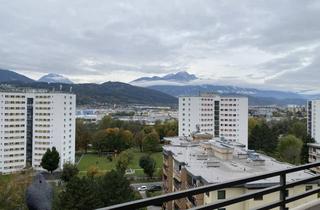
top-left (131, 182), bottom-right (163, 210)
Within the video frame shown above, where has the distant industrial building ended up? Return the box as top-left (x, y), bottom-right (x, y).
top-left (179, 93), bottom-right (248, 148)
top-left (0, 90), bottom-right (76, 174)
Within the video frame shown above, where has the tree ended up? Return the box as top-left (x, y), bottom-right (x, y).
top-left (120, 130), bottom-right (134, 148)
top-left (278, 135), bottom-right (303, 165)
top-left (76, 119), bottom-right (92, 153)
top-left (61, 163), bottom-right (79, 182)
top-left (116, 151), bottom-right (130, 172)
top-left (139, 155), bottom-right (156, 178)
top-left (134, 131), bottom-right (144, 152)
top-left (97, 170), bottom-right (136, 206)
top-left (143, 132), bottom-right (160, 152)
top-left (301, 135), bottom-right (315, 164)
top-left (248, 123), bottom-right (277, 155)
top-left (92, 129), bottom-right (108, 156)
top-left (41, 147), bottom-right (60, 174)
top-left (288, 121), bottom-right (307, 140)
top-left (56, 176), bottom-right (102, 210)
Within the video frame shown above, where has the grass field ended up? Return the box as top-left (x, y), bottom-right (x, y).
top-left (77, 148), bottom-right (163, 176)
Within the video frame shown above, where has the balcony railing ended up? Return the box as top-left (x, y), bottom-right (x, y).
top-left (97, 162), bottom-right (320, 210)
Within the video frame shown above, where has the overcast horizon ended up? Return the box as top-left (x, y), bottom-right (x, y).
top-left (1, 0), bottom-right (320, 93)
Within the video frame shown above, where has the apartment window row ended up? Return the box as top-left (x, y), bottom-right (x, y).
top-left (4, 142), bottom-right (24, 146)
top-left (35, 95), bottom-right (51, 99)
top-left (201, 108), bottom-right (213, 111)
top-left (221, 133), bottom-right (238, 137)
top-left (34, 136), bottom-right (50, 139)
top-left (35, 118), bottom-right (50, 122)
top-left (4, 165), bottom-right (25, 170)
top-left (35, 101), bottom-right (51, 105)
top-left (34, 147), bottom-right (47, 151)
top-left (4, 118), bottom-right (25, 122)
top-left (4, 95), bottom-right (25, 98)
top-left (34, 124), bottom-right (50, 127)
top-left (201, 124), bottom-right (213, 127)
top-left (34, 130), bottom-right (50, 133)
top-left (220, 129), bottom-right (237, 132)
top-left (3, 147), bottom-right (24, 152)
top-left (221, 98), bottom-right (238, 101)
top-left (220, 103), bottom-right (237, 106)
top-left (3, 136), bottom-right (24, 140)
top-left (201, 119), bottom-right (213, 121)
top-left (3, 153), bottom-right (24, 157)
top-left (221, 119), bottom-right (237, 122)
top-left (4, 130), bottom-right (25, 134)
top-left (220, 124), bottom-right (237, 127)
top-left (35, 113), bottom-right (51, 116)
top-left (35, 107), bottom-right (51, 110)
top-left (201, 98), bottom-right (215, 101)
top-left (201, 103), bottom-right (214, 106)
top-left (4, 106), bottom-right (25, 110)
top-left (4, 159), bottom-right (24, 164)
top-left (201, 128), bottom-right (214, 132)
top-left (201, 114), bottom-right (214, 116)
top-left (4, 101), bottom-right (25, 104)
top-left (220, 114), bottom-right (238, 117)
top-left (34, 141), bottom-right (50, 145)
top-left (220, 109), bottom-right (237, 112)
top-left (4, 112), bottom-right (25, 116)
top-left (4, 124), bottom-right (25, 128)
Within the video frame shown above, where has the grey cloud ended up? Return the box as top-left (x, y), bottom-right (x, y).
top-left (0, 0), bottom-right (319, 90)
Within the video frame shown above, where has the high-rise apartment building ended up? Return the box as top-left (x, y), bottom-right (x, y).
top-left (307, 100), bottom-right (320, 143)
top-left (179, 93), bottom-right (248, 148)
top-left (0, 90), bottom-right (76, 174)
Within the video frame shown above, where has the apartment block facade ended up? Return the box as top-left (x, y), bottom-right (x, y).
top-left (0, 91), bottom-right (76, 174)
top-left (179, 93), bottom-right (248, 148)
top-left (163, 137), bottom-right (318, 210)
top-left (307, 100), bottom-right (320, 143)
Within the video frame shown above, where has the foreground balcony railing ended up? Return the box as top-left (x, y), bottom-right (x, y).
top-left (97, 162), bottom-right (320, 210)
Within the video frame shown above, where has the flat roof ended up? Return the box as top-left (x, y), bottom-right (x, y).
top-left (163, 138), bottom-right (316, 186)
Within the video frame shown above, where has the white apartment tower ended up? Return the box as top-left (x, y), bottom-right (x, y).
top-left (179, 93), bottom-right (248, 148)
top-left (0, 91), bottom-right (76, 174)
top-left (307, 100), bottom-right (320, 143)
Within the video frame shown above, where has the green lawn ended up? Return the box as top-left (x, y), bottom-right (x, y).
top-left (77, 148), bottom-right (163, 176)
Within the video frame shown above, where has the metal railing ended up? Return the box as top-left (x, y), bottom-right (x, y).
top-left (97, 162), bottom-right (320, 210)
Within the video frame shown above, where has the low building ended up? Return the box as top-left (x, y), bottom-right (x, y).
top-left (163, 136), bottom-right (319, 210)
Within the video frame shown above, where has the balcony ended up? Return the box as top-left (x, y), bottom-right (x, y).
top-left (97, 162), bottom-right (320, 210)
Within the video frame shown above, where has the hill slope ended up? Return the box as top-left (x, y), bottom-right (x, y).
top-left (0, 69), bottom-right (34, 83)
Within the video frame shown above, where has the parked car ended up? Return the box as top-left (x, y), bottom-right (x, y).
top-left (148, 185), bottom-right (162, 192)
top-left (138, 186), bottom-right (148, 191)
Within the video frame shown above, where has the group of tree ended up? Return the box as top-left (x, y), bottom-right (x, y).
top-left (248, 117), bottom-right (314, 165)
top-left (54, 168), bottom-right (138, 210)
top-left (92, 127), bottom-right (134, 155)
top-left (76, 115), bottom-right (178, 155)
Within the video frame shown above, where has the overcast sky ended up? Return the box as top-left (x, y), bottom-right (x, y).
top-left (0, 0), bottom-right (320, 92)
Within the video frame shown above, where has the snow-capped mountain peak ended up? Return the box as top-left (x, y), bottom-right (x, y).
top-left (131, 71), bottom-right (198, 84)
top-left (38, 73), bottom-right (73, 84)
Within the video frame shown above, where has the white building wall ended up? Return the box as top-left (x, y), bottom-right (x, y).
top-left (0, 91), bottom-right (76, 174)
top-left (178, 94), bottom-right (248, 148)
top-left (308, 100), bottom-right (320, 143)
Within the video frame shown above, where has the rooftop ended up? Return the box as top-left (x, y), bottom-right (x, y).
top-left (163, 137), bottom-right (316, 187)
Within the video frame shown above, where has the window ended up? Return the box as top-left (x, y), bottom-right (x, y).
top-left (306, 185), bottom-right (313, 191)
top-left (254, 195), bottom-right (263, 201)
top-left (217, 190), bottom-right (226, 200)
top-left (218, 208), bottom-right (226, 210)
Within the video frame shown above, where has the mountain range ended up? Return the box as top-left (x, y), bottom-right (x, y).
top-left (0, 68), bottom-right (318, 106)
top-left (0, 69), bottom-right (177, 106)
